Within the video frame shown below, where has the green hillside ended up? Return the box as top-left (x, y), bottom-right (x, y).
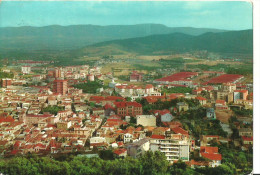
top-left (79, 30), bottom-right (253, 56)
top-left (0, 24), bottom-right (227, 51)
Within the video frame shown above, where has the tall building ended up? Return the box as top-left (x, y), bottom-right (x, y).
top-left (1, 78), bottom-right (12, 87)
top-left (150, 137), bottom-right (190, 164)
top-left (54, 68), bottom-right (62, 78)
top-left (53, 80), bottom-right (68, 95)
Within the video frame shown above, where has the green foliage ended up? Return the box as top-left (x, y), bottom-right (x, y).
top-left (73, 81), bottom-right (103, 94)
top-left (99, 150), bottom-right (115, 160)
top-left (231, 108), bottom-right (253, 117)
top-left (42, 105), bottom-right (64, 115)
top-left (0, 71), bottom-right (14, 79)
top-left (0, 151), bottom-right (169, 175)
top-left (125, 97), bottom-right (132, 102)
top-left (187, 63), bottom-right (253, 75)
top-left (161, 87), bottom-right (192, 94)
top-left (118, 75), bottom-right (129, 81)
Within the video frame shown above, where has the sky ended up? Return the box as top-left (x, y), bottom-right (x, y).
top-left (0, 1), bottom-right (253, 30)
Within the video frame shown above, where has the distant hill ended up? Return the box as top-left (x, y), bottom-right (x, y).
top-left (78, 30), bottom-right (253, 56)
top-left (0, 24), bottom-right (227, 51)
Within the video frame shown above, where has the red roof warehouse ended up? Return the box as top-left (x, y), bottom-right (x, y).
top-left (207, 74), bottom-right (243, 84)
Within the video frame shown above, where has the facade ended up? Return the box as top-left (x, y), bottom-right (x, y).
top-left (127, 138), bottom-right (150, 158)
top-left (23, 114), bottom-right (54, 125)
top-left (114, 102), bottom-right (142, 117)
top-left (150, 138), bottom-right (190, 164)
top-left (54, 68), bottom-right (62, 78)
top-left (177, 102), bottom-right (189, 112)
top-left (1, 78), bottom-right (12, 87)
top-left (136, 115), bottom-right (156, 127)
top-left (130, 71), bottom-right (143, 82)
top-left (200, 146), bottom-right (222, 167)
top-left (21, 66), bottom-right (31, 74)
top-left (206, 108), bottom-right (216, 119)
top-left (53, 79), bottom-right (68, 95)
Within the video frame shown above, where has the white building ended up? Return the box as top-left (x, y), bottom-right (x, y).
top-left (136, 115), bottom-right (156, 127)
top-left (127, 138), bottom-right (150, 158)
top-left (21, 66), bottom-right (31, 74)
top-left (150, 138), bottom-right (190, 164)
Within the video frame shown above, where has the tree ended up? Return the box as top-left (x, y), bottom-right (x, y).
top-left (138, 151), bottom-right (169, 175)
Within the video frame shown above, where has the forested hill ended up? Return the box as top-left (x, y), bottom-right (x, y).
top-left (0, 24), bottom-right (226, 51)
top-left (78, 29), bottom-right (253, 56)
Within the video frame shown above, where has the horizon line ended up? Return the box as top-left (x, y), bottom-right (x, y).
top-left (0, 23), bottom-right (253, 31)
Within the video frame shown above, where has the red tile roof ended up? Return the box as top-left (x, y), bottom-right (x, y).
top-left (242, 136), bottom-right (253, 141)
top-left (150, 135), bottom-right (165, 139)
top-left (207, 74), bottom-right (243, 84)
top-left (200, 146), bottom-right (222, 161)
top-left (172, 127), bottom-right (189, 136)
top-left (196, 96), bottom-right (207, 101)
top-left (114, 101), bottom-right (142, 108)
top-left (113, 148), bottom-right (127, 155)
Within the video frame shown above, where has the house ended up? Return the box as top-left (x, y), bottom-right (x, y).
top-left (130, 71), bottom-right (143, 82)
top-left (176, 102), bottom-right (189, 112)
top-left (206, 108), bottom-right (216, 119)
top-left (200, 146), bottom-right (222, 167)
top-left (200, 135), bottom-right (219, 146)
top-left (196, 96), bottom-right (207, 105)
top-left (127, 138), bottom-right (150, 158)
top-left (153, 109), bottom-right (174, 122)
top-left (189, 159), bottom-right (209, 169)
top-left (89, 137), bottom-right (107, 149)
top-left (92, 108), bottom-right (105, 118)
top-left (113, 148), bottom-right (127, 158)
top-left (241, 136), bottom-right (253, 145)
top-left (124, 133), bottom-right (133, 143)
top-left (136, 115), bottom-right (156, 127)
top-left (238, 128), bottom-right (253, 137)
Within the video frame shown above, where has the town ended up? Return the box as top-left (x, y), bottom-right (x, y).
top-left (0, 57), bottom-right (253, 173)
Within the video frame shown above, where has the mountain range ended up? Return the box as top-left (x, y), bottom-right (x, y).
top-left (78, 29), bottom-right (253, 56)
top-left (0, 24), bottom-right (253, 58)
top-left (0, 24), bottom-right (227, 51)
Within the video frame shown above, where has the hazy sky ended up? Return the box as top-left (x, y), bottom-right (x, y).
top-left (0, 1), bottom-right (252, 30)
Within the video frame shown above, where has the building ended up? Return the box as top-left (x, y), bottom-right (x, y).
top-left (127, 138), bottom-right (150, 158)
top-left (223, 83), bottom-right (236, 92)
top-left (200, 146), bottom-right (222, 167)
top-left (177, 102), bottom-right (189, 112)
top-left (206, 108), bottom-right (216, 119)
top-left (207, 74), bottom-right (244, 85)
top-left (54, 68), bottom-right (62, 78)
top-left (130, 71), bottom-right (143, 82)
top-left (23, 114), bottom-right (54, 125)
top-left (136, 115), bottom-right (156, 127)
top-left (53, 79), bottom-right (68, 95)
top-left (150, 137), bottom-right (190, 164)
top-left (217, 91), bottom-right (233, 103)
top-left (241, 136), bottom-right (253, 145)
top-left (238, 128), bottom-right (253, 137)
top-left (233, 90), bottom-right (248, 101)
top-left (1, 78), bottom-right (12, 87)
top-left (88, 74), bottom-right (95, 81)
top-left (196, 96), bottom-right (207, 105)
top-left (21, 66), bottom-right (31, 74)
top-left (114, 101), bottom-right (142, 117)
top-left (154, 72), bottom-right (198, 87)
